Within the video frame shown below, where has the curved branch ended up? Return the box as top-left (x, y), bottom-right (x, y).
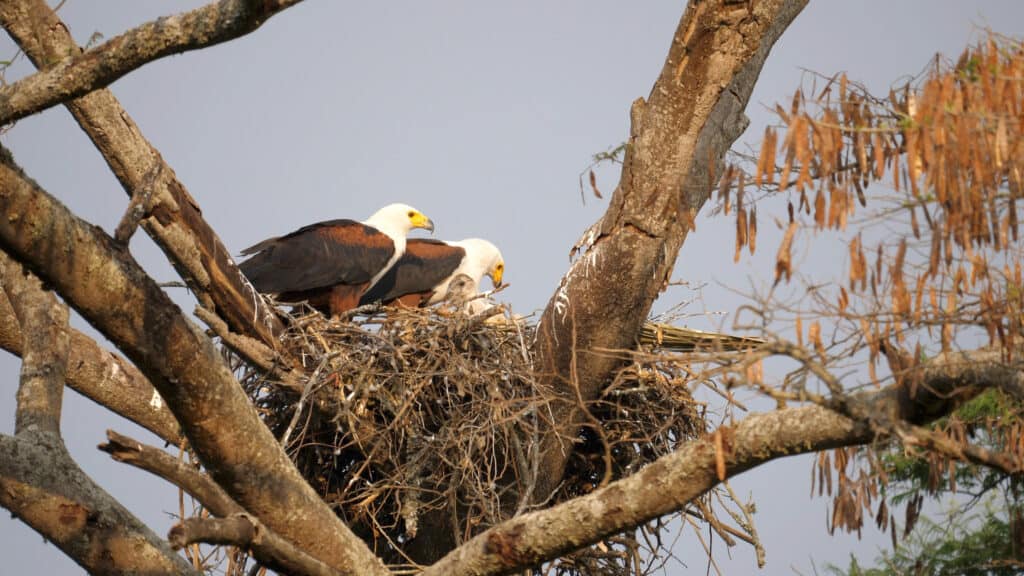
top-left (101, 430), bottom-right (350, 576)
top-left (99, 430), bottom-right (241, 517)
top-left (0, 268), bottom-right (192, 573)
top-left (0, 0), bottom-right (302, 127)
top-left (169, 514), bottom-right (343, 576)
top-left (0, 148), bottom-right (387, 575)
top-left (0, 0), bottom-right (290, 351)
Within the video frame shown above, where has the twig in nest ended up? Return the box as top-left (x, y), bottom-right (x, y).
top-left (280, 352), bottom-right (338, 449)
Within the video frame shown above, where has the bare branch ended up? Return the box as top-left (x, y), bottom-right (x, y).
top-left (169, 514), bottom-right (344, 576)
top-left (0, 0), bottom-right (302, 127)
top-left (0, 253), bottom-right (69, 435)
top-left (98, 430), bottom-right (241, 517)
top-left (0, 147), bottom-right (387, 575)
top-left (0, 433), bottom-right (198, 574)
top-left (0, 0), bottom-right (288, 350)
top-left (0, 256), bottom-right (182, 443)
top-left (895, 422), bottom-right (1023, 475)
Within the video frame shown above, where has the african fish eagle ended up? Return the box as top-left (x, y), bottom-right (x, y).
top-left (239, 203), bottom-right (434, 317)
top-left (359, 238), bottom-right (504, 308)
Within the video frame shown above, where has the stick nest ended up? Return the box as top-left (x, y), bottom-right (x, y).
top-left (235, 304), bottom-right (706, 575)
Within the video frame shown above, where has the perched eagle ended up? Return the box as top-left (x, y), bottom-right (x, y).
top-left (239, 203), bottom-right (434, 317)
top-left (359, 238), bottom-right (504, 308)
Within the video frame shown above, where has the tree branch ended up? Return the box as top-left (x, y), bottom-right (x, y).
top-left (1, 253), bottom-right (69, 435)
top-left (422, 349), bottom-right (1003, 576)
top-left (169, 514), bottom-right (344, 576)
top-left (0, 433), bottom-right (198, 575)
top-left (531, 0), bottom-right (808, 506)
top-left (0, 147), bottom-right (387, 575)
top-left (0, 0), bottom-right (289, 350)
top-left (895, 422), bottom-right (1023, 475)
top-left (0, 254), bottom-right (182, 443)
top-left (0, 0), bottom-right (302, 127)
top-left (98, 429), bottom-right (241, 517)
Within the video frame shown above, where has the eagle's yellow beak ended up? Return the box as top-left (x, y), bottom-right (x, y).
top-left (410, 212), bottom-right (434, 233)
top-left (490, 262), bottom-right (504, 287)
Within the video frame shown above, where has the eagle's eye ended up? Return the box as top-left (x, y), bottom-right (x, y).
top-left (407, 211), bottom-right (416, 218)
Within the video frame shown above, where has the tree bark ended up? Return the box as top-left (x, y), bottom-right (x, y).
top-left (0, 148), bottom-right (388, 576)
top-left (531, 0), bottom-right (808, 504)
top-left (2, 256), bottom-right (68, 436)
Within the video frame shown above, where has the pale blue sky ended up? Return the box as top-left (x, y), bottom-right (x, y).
top-left (1, 2), bottom-right (1021, 574)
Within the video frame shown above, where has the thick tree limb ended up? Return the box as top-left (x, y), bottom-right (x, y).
top-left (0, 433), bottom-right (199, 575)
top-left (1, 253), bottom-right (68, 435)
top-left (0, 254), bottom-right (182, 443)
top-left (0, 0), bottom-right (288, 350)
top-left (169, 514), bottom-right (343, 576)
top-left (0, 0), bottom-right (302, 127)
top-left (422, 349), bottom-right (1009, 576)
top-left (531, 0), bottom-right (808, 509)
top-left (0, 149), bottom-right (387, 575)
top-left (99, 429), bottom-right (241, 517)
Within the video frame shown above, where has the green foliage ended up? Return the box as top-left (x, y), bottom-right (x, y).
top-left (828, 390), bottom-right (1023, 575)
top-left (881, 390), bottom-right (1020, 504)
top-left (827, 501), bottom-right (1021, 576)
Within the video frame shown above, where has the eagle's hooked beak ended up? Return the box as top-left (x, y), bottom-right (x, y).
top-left (490, 262), bottom-right (504, 287)
top-left (411, 212), bottom-right (434, 233)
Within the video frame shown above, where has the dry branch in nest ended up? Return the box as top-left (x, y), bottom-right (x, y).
top-left (217, 303), bottom-right (755, 575)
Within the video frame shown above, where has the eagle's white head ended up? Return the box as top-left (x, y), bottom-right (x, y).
top-left (363, 203), bottom-right (434, 239)
top-left (363, 203), bottom-right (435, 289)
top-left (451, 238), bottom-right (505, 288)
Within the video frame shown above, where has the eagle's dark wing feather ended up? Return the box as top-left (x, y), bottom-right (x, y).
top-left (359, 239), bottom-right (465, 305)
top-left (239, 219), bottom-right (395, 294)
